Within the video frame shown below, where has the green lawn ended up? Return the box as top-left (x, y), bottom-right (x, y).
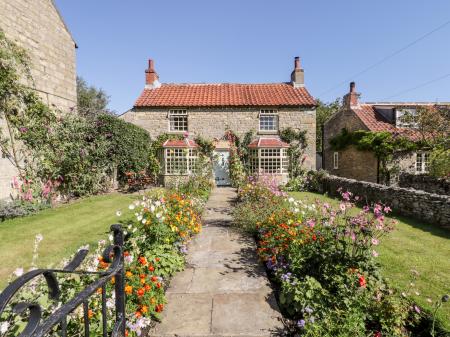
top-left (0, 193), bottom-right (136, 289)
top-left (290, 191), bottom-right (450, 331)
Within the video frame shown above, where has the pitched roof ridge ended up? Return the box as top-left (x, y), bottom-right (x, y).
top-left (158, 82), bottom-right (294, 86)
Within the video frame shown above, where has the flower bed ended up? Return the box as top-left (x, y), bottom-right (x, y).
top-left (233, 176), bottom-right (449, 336)
top-left (1, 181), bottom-right (211, 336)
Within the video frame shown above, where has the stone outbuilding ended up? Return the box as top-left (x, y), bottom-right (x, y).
top-left (121, 57), bottom-right (317, 186)
top-left (0, 0), bottom-right (77, 199)
top-left (323, 82), bottom-right (449, 185)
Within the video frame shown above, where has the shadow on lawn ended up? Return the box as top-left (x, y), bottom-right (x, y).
top-left (391, 213), bottom-right (450, 240)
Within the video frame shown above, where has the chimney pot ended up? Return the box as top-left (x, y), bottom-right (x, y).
top-left (294, 56), bottom-right (300, 69)
top-left (145, 58), bottom-right (159, 86)
top-left (350, 81), bottom-right (356, 93)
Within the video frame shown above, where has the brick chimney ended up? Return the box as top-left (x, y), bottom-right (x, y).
top-left (291, 56), bottom-right (304, 88)
top-left (145, 59), bottom-right (161, 89)
top-left (343, 82), bottom-right (360, 109)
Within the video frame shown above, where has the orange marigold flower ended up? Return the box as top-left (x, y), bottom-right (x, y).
top-left (125, 330), bottom-right (129, 337)
top-left (137, 288), bottom-right (145, 297)
top-left (88, 309), bottom-right (94, 319)
top-left (155, 257), bottom-right (160, 262)
top-left (125, 271), bottom-right (132, 278)
top-left (144, 284), bottom-right (151, 291)
top-left (140, 278), bottom-right (146, 284)
top-left (141, 305), bottom-right (148, 313)
top-left (140, 274), bottom-right (146, 279)
top-left (138, 256), bottom-right (147, 266)
top-left (135, 311), bottom-right (142, 318)
top-left (148, 264), bottom-right (155, 272)
top-left (125, 285), bottom-right (133, 295)
top-left (124, 251), bottom-right (130, 257)
top-left (150, 297), bottom-right (156, 305)
top-left (151, 276), bottom-right (158, 282)
top-left (156, 282), bottom-right (161, 289)
top-left (155, 304), bottom-right (164, 312)
top-left (111, 277), bottom-right (115, 284)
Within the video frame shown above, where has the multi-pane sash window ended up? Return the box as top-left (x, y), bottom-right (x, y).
top-left (415, 152), bottom-right (429, 174)
top-left (248, 147), bottom-right (289, 175)
top-left (259, 110), bottom-right (278, 132)
top-left (164, 148), bottom-right (198, 174)
top-left (169, 109), bottom-right (188, 132)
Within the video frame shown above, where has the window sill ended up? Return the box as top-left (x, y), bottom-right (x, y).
top-left (258, 131), bottom-right (279, 135)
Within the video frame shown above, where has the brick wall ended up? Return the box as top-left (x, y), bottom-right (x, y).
top-left (121, 107), bottom-right (317, 170)
top-left (320, 174), bottom-right (450, 229)
top-left (0, 0), bottom-right (77, 199)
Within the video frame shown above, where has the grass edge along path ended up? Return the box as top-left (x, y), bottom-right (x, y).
top-left (0, 193), bottom-right (136, 289)
top-left (290, 191), bottom-right (450, 331)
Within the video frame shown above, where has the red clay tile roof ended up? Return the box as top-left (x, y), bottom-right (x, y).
top-left (162, 139), bottom-right (199, 148)
top-left (134, 83), bottom-right (316, 107)
top-left (353, 104), bottom-right (422, 141)
top-left (248, 137), bottom-right (290, 148)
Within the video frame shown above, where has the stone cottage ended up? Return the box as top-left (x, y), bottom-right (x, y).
top-left (0, 0), bottom-right (77, 199)
top-left (121, 57), bottom-right (316, 186)
top-left (323, 82), bottom-right (448, 184)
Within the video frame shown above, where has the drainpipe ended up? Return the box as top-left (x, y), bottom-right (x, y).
top-left (321, 124), bottom-right (325, 170)
top-left (376, 157), bottom-right (380, 184)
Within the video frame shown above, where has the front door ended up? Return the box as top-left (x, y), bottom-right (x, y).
top-left (213, 150), bottom-right (231, 186)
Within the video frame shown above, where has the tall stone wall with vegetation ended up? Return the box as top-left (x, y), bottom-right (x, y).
top-left (399, 173), bottom-right (450, 195)
top-left (320, 174), bottom-right (450, 229)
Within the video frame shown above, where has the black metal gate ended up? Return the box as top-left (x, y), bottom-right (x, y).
top-left (0, 224), bottom-right (126, 337)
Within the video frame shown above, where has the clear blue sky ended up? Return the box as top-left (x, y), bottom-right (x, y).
top-left (55, 0), bottom-right (450, 113)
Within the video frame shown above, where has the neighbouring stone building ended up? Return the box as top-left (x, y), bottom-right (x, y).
top-left (0, 0), bottom-right (77, 199)
top-left (323, 82), bottom-right (449, 185)
top-left (121, 57), bottom-right (317, 186)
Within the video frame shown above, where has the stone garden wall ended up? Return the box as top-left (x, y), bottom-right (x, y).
top-left (398, 173), bottom-right (450, 195)
top-left (320, 175), bottom-right (450, 229)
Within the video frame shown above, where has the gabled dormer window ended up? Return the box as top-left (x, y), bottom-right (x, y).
top-left (259, 110), bottom-right (278, 132)
top-left (168, 109), bottom-right (188, 132)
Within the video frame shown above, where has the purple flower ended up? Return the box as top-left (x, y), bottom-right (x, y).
top-left (19, 127), bottom-right (28, 133)
top-left (281, 272), bottom-right (292, 281)
top-left (414, 305), bottom-right (421, 313)
top-left (297, 319), bottom-right (305, 328)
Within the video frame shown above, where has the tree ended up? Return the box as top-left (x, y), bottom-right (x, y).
top-left (76, 76), bottom-right (113, 118)
top-left (316, 99), bottom-right (341, 152)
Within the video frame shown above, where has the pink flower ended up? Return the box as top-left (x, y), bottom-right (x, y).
top-left (372, 250), bottom-right (379, 257)
top-left (342, 191), bottom-right (351, 201)
top-left (339, 203), bottom-right (346, 212)
top-left (306, 219), bottom-right (315, 228)
top-left (371, 238), bottom-right (379, 245)
top-left (383, 206), bottom-right (392, 213)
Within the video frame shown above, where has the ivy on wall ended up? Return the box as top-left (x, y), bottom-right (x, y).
top-left (280, 127), bottom-right (308, 177)
top-left (329, 128), bottom-right (428, 183)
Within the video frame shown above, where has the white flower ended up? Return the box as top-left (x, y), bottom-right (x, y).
top-left (141, 219), bottom-right (147, 224)
top-left (150, 205), bottom-right (155, 213)
top-left (288, 197), bottom-right (294, 203)
top-left (137, 215), bottom-right (143, 221)
top-left (294, 208), bottom-right (299, 213)
top-left (132, 227), bottom-right (137, 233)
top-left (35, 233), bottom-right (43, 243)
top-left (134, 200), bottom-right (140, 206)
top-left (128, 224), bottom-right (132, 230)
top-left (128, 204), bottom-right (135, 210)
top-left (156, 212), bottom-right (162, 219)
top-left (116, 210), bottom-right (122, 217)
top-left (1, 321), bottom-right (10, 334)
top-left (14, 268), bottom-right (24, 277)
top-left (155, 201), bottom-right (161, 207)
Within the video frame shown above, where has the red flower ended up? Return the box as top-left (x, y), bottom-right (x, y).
top-left (137, 288), bottom-right (145, 297)
top-left (148, 264), bottom-right (155, 272)
top-left (358, 275), bottom-right (367, 288)
top-left (138, 256), bottom-right (147, 266)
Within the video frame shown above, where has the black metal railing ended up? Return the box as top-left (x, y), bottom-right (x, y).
top-left (0, 224), bottom-right (126, 337)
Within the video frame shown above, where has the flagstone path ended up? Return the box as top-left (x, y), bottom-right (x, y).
top-left (149, 187), bottom-right (283, 337)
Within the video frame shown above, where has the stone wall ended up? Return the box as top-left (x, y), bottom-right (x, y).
top-left (0, 0), bottom-right (77, 200)
top-left (320, 174), bottom-right (450, 229)
top-left (323, 109), bottom-right (379, 181)
top-left (399, 173), bottom-right (450, 195)
top-left (121, 106), bottom-right (317, 170)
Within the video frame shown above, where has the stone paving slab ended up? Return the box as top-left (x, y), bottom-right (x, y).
top-left (149, 188), bottom-right (283, 337)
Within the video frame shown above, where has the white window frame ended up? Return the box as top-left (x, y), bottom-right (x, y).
top-left (168, 109), bottom-right (188, 132)
top-left (415, 152), bottom-right (429, 174)
top-left (333, 152), bottom-right (339, 169)
top-left (163, 148), bottom-right (198, 175)
top-left (249, 147), bottom-right (288, 174)
top-left (259, 110), bottom-right (279, 133)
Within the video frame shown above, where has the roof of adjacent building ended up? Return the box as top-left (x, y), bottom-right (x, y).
top-left (352, 104), bottom-right (423, 141)
top-left (162, 138), bottom-right (199, 148)
top-left (248, 137), bottom-right (290, 148)
top-left (134, 83), bottom-right (316, 108)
